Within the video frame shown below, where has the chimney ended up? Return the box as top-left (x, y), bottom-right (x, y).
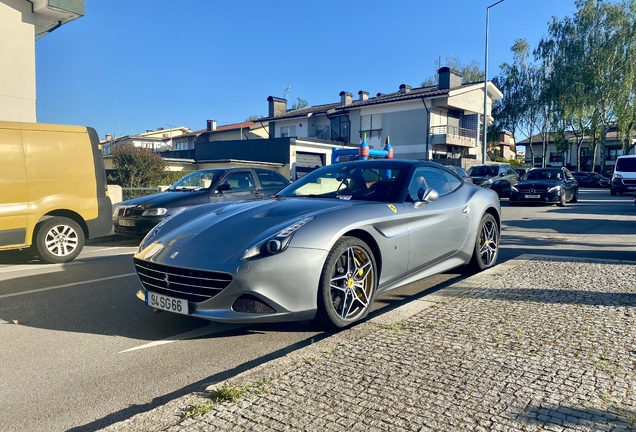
top-left (438, 67), bottom-right (463, 89)
top-left (339, 91), bottom-right (352, 106)
top-left (376, 92), bottom-right (385, 97)
top-left (358, 90), bottom-right (369, 101)
top-left (206, 120), bottom-right (217, 131)
top-left (105, 134), bottom-right (112, 141)
top-left (399, 84), bottom-right (412, 94)
top-left (267, 96), bottom-right (287, 117)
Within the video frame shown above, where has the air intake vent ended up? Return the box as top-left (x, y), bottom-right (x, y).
top-left (134, 259), bottom-right (232, 303)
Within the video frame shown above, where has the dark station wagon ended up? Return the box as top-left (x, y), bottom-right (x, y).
top-left (113, 168), bottom-right (290, 237)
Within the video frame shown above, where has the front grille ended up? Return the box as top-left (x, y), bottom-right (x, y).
top-left (518, 186), bottom-right (548, 194)
top-left (134, 259), bottom-right (233, 303)
top-left (115, 206), bottom-right (144, 217)
top-left (622, 179), bottom-right (636, 186)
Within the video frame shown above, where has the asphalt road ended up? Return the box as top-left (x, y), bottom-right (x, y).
top-left (0, 188), bottom-right (634, 432)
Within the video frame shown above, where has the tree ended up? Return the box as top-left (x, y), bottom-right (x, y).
top-left (420, 56), bottom-right (485, 87)
top-left (289, 97), bottom-right (309, 111)
top-left (109, 144), bottom-right (166, 188)
top-left (245, 115), bottom-right (263, 121)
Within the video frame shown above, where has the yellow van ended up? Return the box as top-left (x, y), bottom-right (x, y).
top-left (0, 121), bottom-right (112, 263)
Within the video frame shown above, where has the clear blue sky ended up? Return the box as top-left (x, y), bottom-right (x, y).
top-left (35, 0), bottom-right (580, 139)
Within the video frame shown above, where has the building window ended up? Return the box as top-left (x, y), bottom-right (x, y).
top-left (281, 126), bottom-right (296, 138)
top-left (359, 114), bottom-right (382, 139)
top-left (549, 153), bottom-right (564, 163)
top-left (175, 141), bottom-right (186, 151)
top-left (330, 116), bottom-right (350, 143)
top-left (607, 148), bottom-right (623, 161)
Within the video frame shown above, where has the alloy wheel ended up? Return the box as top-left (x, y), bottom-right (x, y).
top-left (329, 245), bottom-right (375, 322)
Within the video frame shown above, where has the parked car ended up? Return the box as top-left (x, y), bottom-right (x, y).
top-left (443, 165), bottom-right (472, 183)
top-left (610, 155), bottom-right (636, 195)
top-left (113, 168), bottom-right (290, 237)
top-left (515, 167), bottom-right (530, 178)
top-left (572, 171), bottom-right (610, 188)
top-left (466, 163), bottom-right (519, 198)
top-left (510, 167), bottom-right (578, 206)
top-left (132, 159), bottom-right (501, 329)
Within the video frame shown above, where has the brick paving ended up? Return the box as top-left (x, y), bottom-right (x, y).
top-left (105, 255), bottom-right (636, 431)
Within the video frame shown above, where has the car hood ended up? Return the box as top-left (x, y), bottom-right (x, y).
top-left (470, 175), bottom-right (496, 184)
top-left (142, 197), bottom-right (359, 255)
top-left (118, 190), bottom-right (209, 209)
top-left (516, 179), bottom-right (561, 188)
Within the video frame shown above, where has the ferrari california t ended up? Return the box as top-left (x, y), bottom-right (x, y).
top-left (133, 160), bottom-right (501, 329)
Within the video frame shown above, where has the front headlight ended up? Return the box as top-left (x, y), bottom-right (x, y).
top-left (141, 208), bottom-right (167, 216)
top-left (112, 206), bottom-right (122, 217)
top-left (613, 173), bottom-right (623, 179)
top-left (242, 217), bottom-right (314, 261)
top-left (511, 186), bottom-right (518, 193)
top-left (548, 185), bottom-right (561, 193)
top-left (481, 179), bottom-right (494, 186)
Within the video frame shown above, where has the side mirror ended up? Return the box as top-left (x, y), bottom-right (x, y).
top-left (217, 183), bottom-right (231, 192)
top-left (499, 172), bottom-right (506, 177)
top-left (414, 187), bottom-right (439, 208)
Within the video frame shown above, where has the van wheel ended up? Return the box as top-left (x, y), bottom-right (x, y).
top-left (34, 217), bottom-right (85, 264)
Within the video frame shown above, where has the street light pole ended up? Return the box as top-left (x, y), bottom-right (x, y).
top-left (482, 0), bottom-right (505, 165)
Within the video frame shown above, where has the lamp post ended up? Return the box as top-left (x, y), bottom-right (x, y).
top-left (482, 0), bottom-right (505, 164)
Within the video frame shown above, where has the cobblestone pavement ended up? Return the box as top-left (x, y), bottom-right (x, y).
top-left (104, 255), bottom-right (636, 431)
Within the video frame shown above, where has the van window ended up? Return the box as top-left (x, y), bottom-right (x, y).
top-left (616, 157), bottom-right (636, 172)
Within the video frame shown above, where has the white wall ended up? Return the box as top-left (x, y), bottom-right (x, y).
top-left (0, 0), bottom-right (37, 122)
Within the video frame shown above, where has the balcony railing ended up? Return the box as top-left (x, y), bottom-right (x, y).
top-left (429, 125), bottom-right (477, 148)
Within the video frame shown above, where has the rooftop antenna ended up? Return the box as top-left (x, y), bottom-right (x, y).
top-left (283, 85), bottom-right (291, 101)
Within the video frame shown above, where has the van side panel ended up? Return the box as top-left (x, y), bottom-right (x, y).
top-left (0, 123), bottom-right (28, 248)
top-left (22, 126), bottom-right (99, 242)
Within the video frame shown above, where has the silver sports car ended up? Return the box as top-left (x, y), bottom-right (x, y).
top-left (133, 160), bottom-right (501, 329)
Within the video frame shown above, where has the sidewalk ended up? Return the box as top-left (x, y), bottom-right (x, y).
top-left (102, 254), bottom-right (636, 432)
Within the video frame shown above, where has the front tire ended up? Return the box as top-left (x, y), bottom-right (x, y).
top-left (315, 237), bottom-right (377, 330)
top-left (34, 217), bottom-right (85, 264)
top-left (467, 213), bottom-right (499, 273)
top-left (611, 188), bottom-right (617, 196)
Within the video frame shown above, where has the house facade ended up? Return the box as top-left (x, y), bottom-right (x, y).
top-left (517, 127), bottom-right (636, 175)
top-left (0, 0), bottom-right (84, 122)
top-left (261, 67), bottom-right (503, 174)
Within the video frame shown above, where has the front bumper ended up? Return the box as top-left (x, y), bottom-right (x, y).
top-left (113, 216), bottom-right (165, 237)
top-left (510, 191), bottom-right (560, 204)
top-left (133, 243), bottom-right (328, 323)
top-left (611, 178), bottom-right (636, 193)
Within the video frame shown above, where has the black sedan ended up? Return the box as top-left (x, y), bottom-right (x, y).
top-left (113, 168), bottom-right (290, 236)
top-left (466, 163), bottom-right (519, 198)
top-left (572, 171), bottom-right (610, 188)
top-left (510, 167), bottom-right (578, 206)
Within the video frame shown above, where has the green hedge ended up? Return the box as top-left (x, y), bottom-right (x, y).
top-left (107, 169), bottom-right (193, 187)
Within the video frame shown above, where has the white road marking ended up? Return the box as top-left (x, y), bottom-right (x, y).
top-left (0, 273), bottom-right (136, 299)
top-left (119, 322), bottom-right (249, 353)
top-left (83, 246), bottom-right (138, 254)
top-left (0, 261), bottom-right (83, 274)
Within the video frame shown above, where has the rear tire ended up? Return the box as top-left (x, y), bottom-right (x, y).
top-left (34, 217), bottom-right (85, 264)
top-left (570, 188), bottom-right (578, 203)
top-left (467, 213), bottom-right (499, 273)
top-left (314, 237), bottom-right (377, 330)
top-left (557, 190), bottom-right (566, 207)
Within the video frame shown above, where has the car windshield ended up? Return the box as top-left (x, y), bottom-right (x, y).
top-left (168, 170), bottom-right (220, 191)
top-left (468, 166), bottom-right (498, 176)
top-left (589, 172), bottom-right (605, 179)
top-left (615, 158), bottom-right (636, 172)
top-left (276, 161), bottom-right (407, 202)
top-left (524, 169), bottom-right (562, 180)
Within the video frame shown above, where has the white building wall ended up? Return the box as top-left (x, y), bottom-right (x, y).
top-left (0, 0), bottom-right (37, 122)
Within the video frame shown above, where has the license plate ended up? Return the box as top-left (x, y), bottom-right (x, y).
top-left (628, 187), bottom-right (636, 190)
top-left (119, 219), bottom-right (135, 226)
top-left (524, 194), bottom-right (540, 199)
top-left (146, 291), bottom-right (188, 314)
